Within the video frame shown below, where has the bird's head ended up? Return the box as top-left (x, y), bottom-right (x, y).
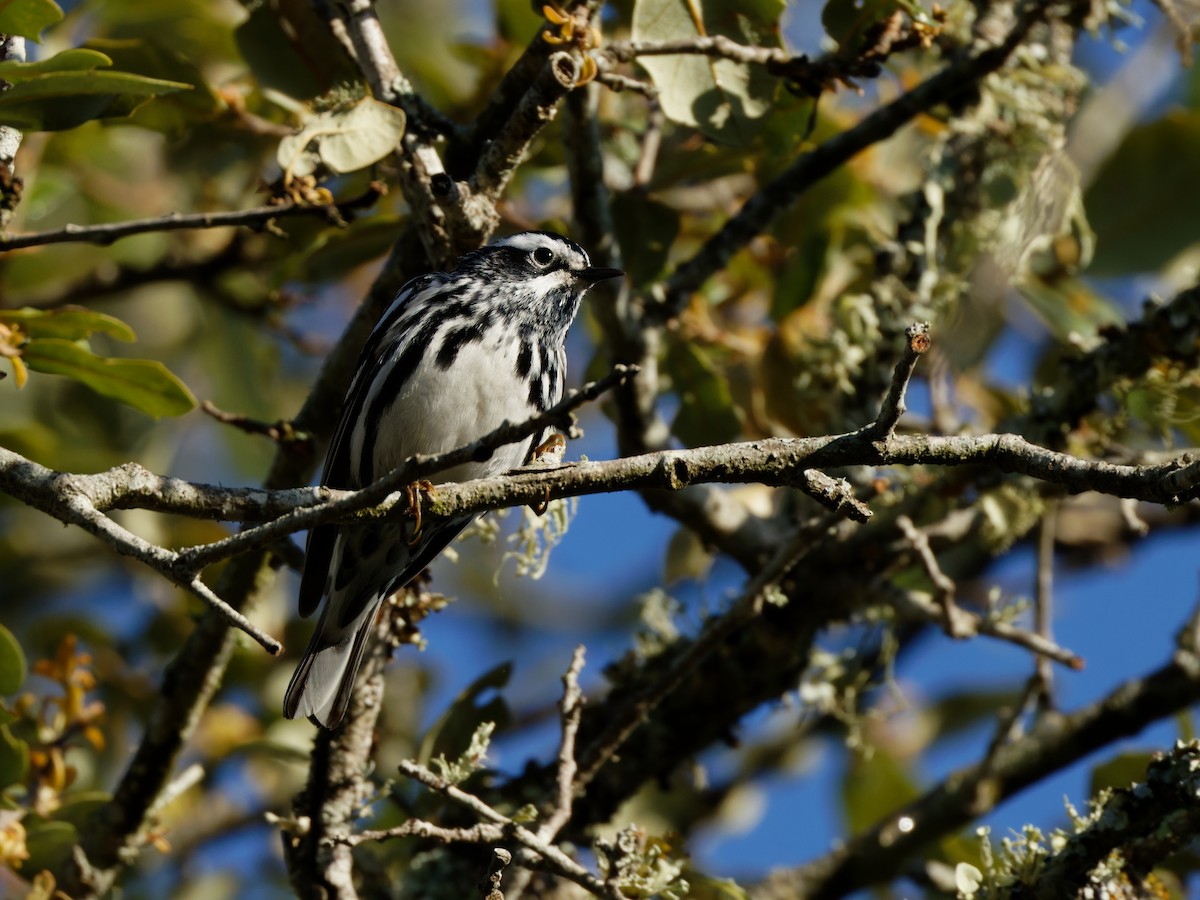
top-left (454, 231), bottom-right (623, 332)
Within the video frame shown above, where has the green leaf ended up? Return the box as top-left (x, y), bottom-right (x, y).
top-left (0, 624), bottom-right (25, 695)
top-left (0, 725), bottom-right (28, 789)
top-left (0, 47), bottom-right (110, 78)
top-left (1084, 111), bottom-right (1200, 275)
top-left (278, 97), bottom-right (407, 178)
top-left (496, 0), bottom-right (545, 43)
top-left (418, 661), bottom-right (512, 770)
top-left (292, 217), bottom-right (402, 284)
top-left (666, 339), bottom-right (742, 446)
top-left (234, 0), bottom-right (358, 101)
top-left (611, 193), bottom-right (680, 288)
top-left (0, 0), bottom-right (63, 43)
top-left (1090, 751), bottom-right (1155, 798)
top-left (0, 67), bottom-right (192, 132)
top-left (0, 306), bottom-right (136, 342)
top-left (631, 0), bottom-right (784, 143)
top-left (21, 339), bottom-right (197, 417)
top-left (54, 790), bottom-right (112, 826)
top-left (821, 0), bottom-right (900, 51)
top-left (664, 525), bottom-right (714, 584)
top-left (1017, 277), bottom-right (1123, 344)
top-left (22, 819), bottom-right (77, 873)
top-left (842, 748), bottom-right (920, 836)
top-left (82, 38), bottom-right (223, 132)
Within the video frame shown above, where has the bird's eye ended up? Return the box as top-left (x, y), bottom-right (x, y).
top-left (531, 246), bottom-right (555, 267)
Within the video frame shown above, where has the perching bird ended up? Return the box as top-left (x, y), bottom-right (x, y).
top-left (284, 232), bottom-right (622, 728)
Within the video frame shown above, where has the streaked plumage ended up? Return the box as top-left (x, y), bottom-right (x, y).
top-left (284, 232), bottom-right (622, 728)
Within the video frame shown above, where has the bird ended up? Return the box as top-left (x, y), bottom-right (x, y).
top-left (284, 231), bottom-right (623, 728)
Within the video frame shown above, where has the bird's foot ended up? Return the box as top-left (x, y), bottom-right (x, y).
top-left (529, 432), bottom-right (566, 465)
top-left (527, 433), bottom-right (566, 516)
top-left (404, 479), bottom-right (437, 545)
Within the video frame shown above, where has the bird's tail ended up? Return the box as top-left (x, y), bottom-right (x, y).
top-left (283, 599), bottom-right (378, 729)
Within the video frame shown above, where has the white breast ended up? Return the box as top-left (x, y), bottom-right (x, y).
top-left (372, 332), bottom-right (538, 483)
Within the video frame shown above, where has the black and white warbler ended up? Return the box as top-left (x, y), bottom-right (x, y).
top-left (284, 231), bottom-right (623, 728)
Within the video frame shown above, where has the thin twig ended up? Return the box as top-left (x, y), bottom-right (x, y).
top-left (633, 100), bottom-right (665, 189)
top-left (321, 0), bottom-right (459, 264)
top-left (470, 52), bottom-right (580, 203)
top-left (0, 469), bottom-right (281, 653)
top-left (479, 848), bottom-right (513, 900)
top-left (762, 627), bottom-right (1200, 898)
top-left (864, 323), bottom-right (931, 441)
top-left (542, 646), bottom-right (586, 839)
top-left (1034, 500), bottom-right (1059, 709)
top-left (891, 589), bottom-right (1084, 670)
top-left (395, 760), bottom-right (627, 900)
top-left (501, 646), bottom-right (590, 899)
top-left (0, 186), bottom-right (384, 251)
top-left (594, 70), bottom-right (657, 96)
top-left (798, 469), bottom-right (873, 523)
top-left (200, 400), bottom-right (311, 448)
top-left (896, 514), bottom-right (969, 637)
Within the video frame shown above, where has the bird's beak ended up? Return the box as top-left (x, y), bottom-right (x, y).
top-left (578, 266), bottom-right (624, 285)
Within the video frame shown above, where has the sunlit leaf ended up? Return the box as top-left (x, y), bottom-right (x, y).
top-left (0, 48), bottom-right (109, 77)
top-left (842, 747), bottom-right (920, 836)
top-left (1085, 111), bottom-right (1200, 275)
top-left (21, 339), bottom-right (197, 417)
top-left (664, 525), bottom-right (714, 583)
top-left (277, 97), bottom-right (406, 178)
top-left (0, 306), bottom-right (136, 342)
top-left (0, 0), bottom-right (63, 43)
top-left (631, 0), bottom-right (783, 143)
top-left (0, 624), bottom-right (25, 695)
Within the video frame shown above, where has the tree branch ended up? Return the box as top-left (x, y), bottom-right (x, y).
top-left (0, 186), bottom-right (384, 251)
top-left (7, 428), bottom-right (1194, 544)
top-left (469, 52), bottom-right (580, 204)
top-left (0, 450), bottom-right (282, 653)
top-left (0, 34), bottom-right (25, 231)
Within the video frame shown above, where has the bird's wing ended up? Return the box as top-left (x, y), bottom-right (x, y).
top-left (297, 274), bottom-right (444, 618)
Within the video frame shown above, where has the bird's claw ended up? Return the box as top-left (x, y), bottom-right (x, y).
top-left (529, 432), bottom-right (566, 465)
top-left (404, 480), bottom-right (437, 545)
top-left (528, 433), bottom-right (566, 516)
